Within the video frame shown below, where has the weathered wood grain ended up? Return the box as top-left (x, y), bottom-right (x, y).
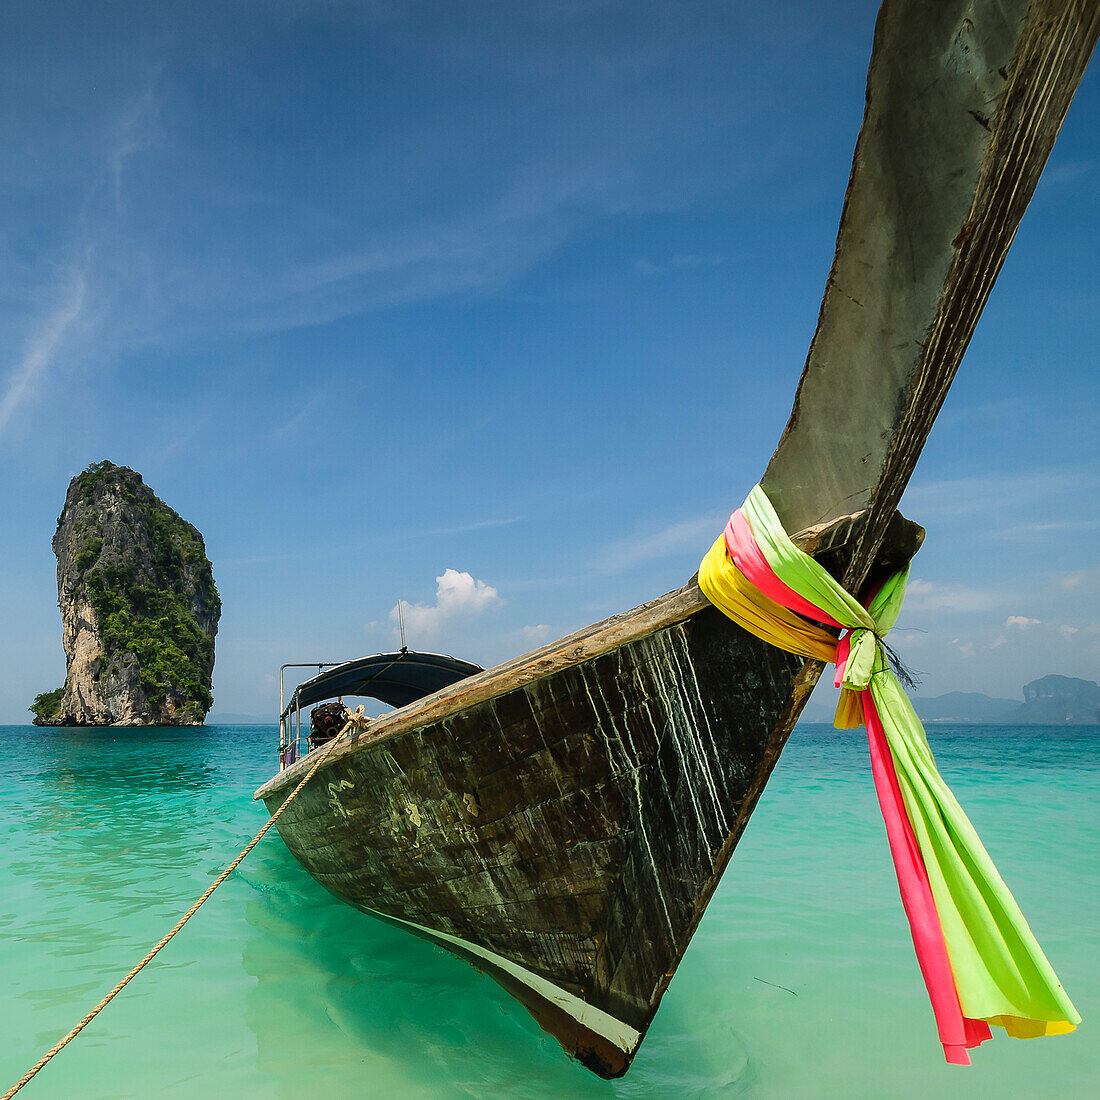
top-left (762, 0), bottom-right (1098, 582)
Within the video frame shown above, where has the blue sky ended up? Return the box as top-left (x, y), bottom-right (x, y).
top-left (1, 1), bottom-right (1096, 723)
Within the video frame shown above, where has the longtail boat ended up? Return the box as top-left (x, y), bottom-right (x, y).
top-left (255, 0), bottom-right (1097, 1078)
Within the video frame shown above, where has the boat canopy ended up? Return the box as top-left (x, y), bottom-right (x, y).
top-left (281, 651), bottom-right (482, 721)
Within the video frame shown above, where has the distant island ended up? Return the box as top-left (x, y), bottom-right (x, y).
top-left (30, 461), bottom-right (221, 727)
top-left (799, 674), bottom-right (1100, 725)
top-left (205, 712), bottom-right (272, 725)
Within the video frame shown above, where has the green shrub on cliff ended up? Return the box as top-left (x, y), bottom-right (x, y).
top-left (29, 687), bottom-right (65, 722)
top-left (73, 459), bottom-right (135, 500)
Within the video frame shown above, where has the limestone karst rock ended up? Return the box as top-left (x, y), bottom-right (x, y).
top-left (31, 461), bottom-right (220, 726)
top-left (1009, 675), bottom-right (1100, 725)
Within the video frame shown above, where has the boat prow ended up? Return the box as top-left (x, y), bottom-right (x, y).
top-left (255, 0), bottom-right (1098, 1077)
top-left (256, 518), bottom-right (921, 1077)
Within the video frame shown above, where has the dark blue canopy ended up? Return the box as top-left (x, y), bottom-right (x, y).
top-left (282, 651), bottom-right (482, 720)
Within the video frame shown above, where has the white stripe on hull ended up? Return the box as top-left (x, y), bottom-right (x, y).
top-left (366, 907), bottom-right (642, 1054)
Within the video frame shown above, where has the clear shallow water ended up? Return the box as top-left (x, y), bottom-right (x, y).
top-left (0, 723), bottom-right (1096, 1098)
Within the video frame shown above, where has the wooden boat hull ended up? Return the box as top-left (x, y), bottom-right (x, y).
top-left (256, 0), bottom-right (1097, 1076)
top-left (260, 604), bottom-right (808, 1077)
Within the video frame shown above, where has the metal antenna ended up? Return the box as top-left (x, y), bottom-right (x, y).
top-left (397, 599), bottom-right (407, 652)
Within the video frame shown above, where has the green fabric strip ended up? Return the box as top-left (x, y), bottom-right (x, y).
top-left (743, 484), bottom-right (1080, 1031)
top-left (743, 484), bottom-right (873, 627)
top-left (869, 660), bottom-right (1079, 1026)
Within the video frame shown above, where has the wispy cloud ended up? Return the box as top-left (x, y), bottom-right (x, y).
top-left (902, 469), bottom-right (1098, 521)
top-left (1041, 157), bottom-right (1094, 186)
top-left (992, 519), bottom-right (1100, 541)
top-left (217, 551), bottom-right (307, 569)
top-left (69, 27), bottom-right (750, 346)
top-left (270, 392), bottom-right (329, 440)
top-left (186, 186), bottom-right (599, 338)
top-left (423, 516), bottom-right (524, 537)
top-left (905, 578), bottom-right (1005, 613)
top-left (103, 81), bottom-right (159, 213)
top-left (0, 260), bottom-right (89, 437)
top-left (634, 252), bottom-right (728, 276)
top-left (0, 81), bottom-right (159, 441)
top-left (1055, 566), bottom-right (1100, 592)
top-left (595, 512), bottom-right (725, 573)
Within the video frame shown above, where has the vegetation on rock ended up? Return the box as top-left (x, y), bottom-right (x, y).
top-left (85, 564), bottom-right (216, 710)
top-left (74, 464), bottom-right (219, 710)
top-left (29, 687), bottom-right (65, 723)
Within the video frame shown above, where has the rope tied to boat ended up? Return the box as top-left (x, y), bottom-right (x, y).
top-left (698, 483), bottom-right (1080, 1064)
top-left (341, 704), bottom-right (372, 732)
top-left (2, 708), bottom-right (367, 1100)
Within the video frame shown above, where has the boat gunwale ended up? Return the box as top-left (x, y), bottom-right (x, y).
top-left (254, 506), bottom-right (885, 803)
top-left (254, 580), bottom-right (711, 801)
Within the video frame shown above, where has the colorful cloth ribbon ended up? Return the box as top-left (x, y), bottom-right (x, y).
top-left (698, 484), bottom-right (1079, 1064)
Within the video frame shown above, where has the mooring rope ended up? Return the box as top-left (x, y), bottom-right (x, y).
top-left (2, 708), bottom-right (369, 1099)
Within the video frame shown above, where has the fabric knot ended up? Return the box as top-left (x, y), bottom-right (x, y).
top-left (836, 626), bottom-right (880, 692)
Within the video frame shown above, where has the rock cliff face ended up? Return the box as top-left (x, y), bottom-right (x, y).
top-left (1009, 675), bottom-right (1100, 725)
top-left (31, 462), bottom-right (220, 726)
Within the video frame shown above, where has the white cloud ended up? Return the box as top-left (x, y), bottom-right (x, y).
top-left (1006, 615), bottom-right (1040, 630)
top-left (951, 638), bottom-right (975, 658)
top-left (391, 568), bottom-right (502, 643)
top-left (1059, 625), bottom-right (1079, 641)
top-left (520, 624), bottom-right (552, 644)
top-left (1056, 567), bottom-right (1100, 592)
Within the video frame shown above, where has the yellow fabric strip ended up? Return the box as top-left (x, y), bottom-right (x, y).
top-left (698, 535), bottom-right (863, 726)
top-left (698, 535), bottom-right (837, 663)
top-left (984, 1015), bottom-right (1077, 1039)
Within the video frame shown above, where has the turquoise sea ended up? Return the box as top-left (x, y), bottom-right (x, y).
top-left (1, 723), bottom-right (1096, 1098)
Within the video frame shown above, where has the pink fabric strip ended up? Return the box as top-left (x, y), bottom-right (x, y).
top-left (834, 632), bottom-right (852, 688)
top-left (864, 692), bottom-right (992, 1062)
top-left (723, 511), bottom-right (845, 627)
